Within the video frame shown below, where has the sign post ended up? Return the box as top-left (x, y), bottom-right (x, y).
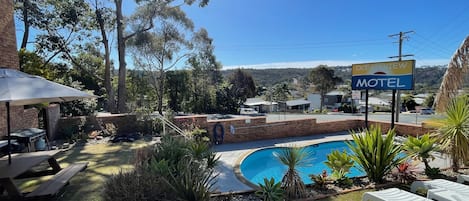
top-left (351, 60), bottom-right (415, 129)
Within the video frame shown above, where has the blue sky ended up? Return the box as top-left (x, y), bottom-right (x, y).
top-left (15, 0), bottom-right (469, 69)
top-left (178, 0), bottom-right (469, 68)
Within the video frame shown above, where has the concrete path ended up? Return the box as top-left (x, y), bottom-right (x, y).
top-left (212, 131), bottom-right (451, 193)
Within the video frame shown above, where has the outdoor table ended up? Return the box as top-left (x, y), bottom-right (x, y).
top-left (8, 128), bottom-right (49, 151)
top-left (0, 150), bottom-right (61, 197)
top-left (0, 139), bottom-right (16, 149)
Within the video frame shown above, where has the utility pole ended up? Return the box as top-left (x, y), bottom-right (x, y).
top-left (389, 31), bottom-right (414, 126)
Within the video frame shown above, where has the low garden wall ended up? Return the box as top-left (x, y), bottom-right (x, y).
top-left (56, 114), bottom-right (137, 140)
top-left (175, 115), bottom-right (435, 144)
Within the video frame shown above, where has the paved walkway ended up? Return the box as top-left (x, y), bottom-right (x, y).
top-left (212, 132), bottom-right (452, 193)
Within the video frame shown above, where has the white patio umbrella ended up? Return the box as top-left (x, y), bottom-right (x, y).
top-left (0, 68), bottom-right (95, 164)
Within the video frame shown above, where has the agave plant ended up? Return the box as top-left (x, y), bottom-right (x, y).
top-left (346, 125), bottom-right (405, 183)
top-left (255, 178), bottom-right (284, 201)
top-left (427, 96), bottom-right (469, 172)
top-left (164, 157), bottom-right (217, 201)
top-left (274, 146), bottom-right (311, 199)
top-left (403, 133), bottom-right (438, 170)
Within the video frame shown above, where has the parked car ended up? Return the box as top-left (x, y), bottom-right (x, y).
top-left (420, 108), bottom-right (434, 115)
top-left (240, 108), bottom-right (258, 115)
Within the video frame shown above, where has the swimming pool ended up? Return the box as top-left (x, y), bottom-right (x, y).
top-left (239, 141), bottom-right (364, 185)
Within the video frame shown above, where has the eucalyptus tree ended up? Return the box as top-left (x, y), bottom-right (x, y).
top-left (128, 3), bottom-right (195, 114)
top-left (15, 0), bottom-right (95, 68)
top-left (228, 69), bottom-right (257, 106)
top-left (14, 0), bottom-right (44, 50)
top-left (92, 0), bottom-right (117, 113)
top-left (309, 65), bottom-right (342, 111)
top-left (113, 0), bottom-right (209, 113)
top-left (187, 28), bottom-right (223, 113)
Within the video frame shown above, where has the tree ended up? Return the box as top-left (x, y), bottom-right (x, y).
top-left (187, 28), bottom-right (223, 114)
top-left (424, 94), bottom-right (435, 108)
top-left (401, 94), bottom-right (417, 111)
top-left (431, 96), bottom-right (469, 171)
top-left (274, 147), bottom-right (310, 199)
top-left (228, 69), bottom-right (256, 106)
top-left (93, 0), bottom-right (117, 113)
top-left (113, 0), bottom-right (209, 113)
top-left (403, 133), bottom-right (438, 171)
top-left (14, 0), bottom-right (44, 50)
top-left (128, 6), bottom-right (194, 114)
top-left (309, 65), bottom-right (342, 111)
top-left (166, 70), bottom-right (191, 112)
top-left (270, 83), bottom-right (291, 102)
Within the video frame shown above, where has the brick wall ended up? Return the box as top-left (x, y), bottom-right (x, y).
top-left (174, 115), bottom-right (434, 144)
top-left (367, 120), bottom-right (433, 137)
top-left (0, 0), bottom-right (20, 68)
top-left (56, 114), bottom-right (137, 140)
top-left (0, 0), bottom-right (36, 137)
top-left (0, 105), bottom-right (39, 137)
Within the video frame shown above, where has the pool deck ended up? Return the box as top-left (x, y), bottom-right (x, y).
top-left (212, 131), bottom-right (452, 193)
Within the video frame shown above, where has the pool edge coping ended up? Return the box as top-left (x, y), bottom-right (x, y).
top-left (233, 137), bottom-right (354, 189)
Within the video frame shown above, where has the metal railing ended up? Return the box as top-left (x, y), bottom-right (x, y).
top-left (151, 113), bottom-right (188, 138)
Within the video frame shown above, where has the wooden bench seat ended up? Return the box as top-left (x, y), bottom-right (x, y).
top-left (26, 162), bottom-right (88, 198)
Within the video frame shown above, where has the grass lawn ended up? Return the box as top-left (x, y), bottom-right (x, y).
top-left (16, 140), bottom-right (152, 201)
top-left (15, 140), bottom-right (376, 201)
top-left (316, 190), bottom-right (373, 201)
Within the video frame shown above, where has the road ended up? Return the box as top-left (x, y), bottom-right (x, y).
top-left (266, 112), bottom-right (440, 125)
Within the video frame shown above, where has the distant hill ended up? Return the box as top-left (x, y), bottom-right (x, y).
top-left (222, 65), bottom-right (448, 93)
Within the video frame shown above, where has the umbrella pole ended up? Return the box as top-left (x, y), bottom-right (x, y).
top-left (6, 102), bottom-right (11, 164)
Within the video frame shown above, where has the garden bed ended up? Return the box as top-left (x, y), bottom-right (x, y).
top-left (210, 168), bottom-right (469, 201)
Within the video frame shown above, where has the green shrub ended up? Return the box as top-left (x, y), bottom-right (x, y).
top-left (324, 150), bottom-right (354, 187)
top-left (403, 133), bottom-right (438, 170)
top-left (255, 178), bottom-right (284, 201)
top-left (425, 167), bottom-right (441, 178)
top-left (163, 157), bottom-right (216, 201)
top-left (102, 166), bottom-right (167, 201)
top-left (309, 171), bottom-right (329, 189)
top-left (347, 125), bottom-right (405, 183)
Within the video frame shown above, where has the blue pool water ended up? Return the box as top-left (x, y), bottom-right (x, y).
top-left (239, 141), bottom-right (363, 185)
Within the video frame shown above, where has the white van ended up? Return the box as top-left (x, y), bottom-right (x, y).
top-left (240, 108), bottom-right (258, 115)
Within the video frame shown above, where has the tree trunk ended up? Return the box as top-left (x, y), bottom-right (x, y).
top-left (158, 69), bottom-right (164, 115)
top-left (423, 158), bottom-right (431, 170)
top-left (20, 0), bottom-right (30, 50)
top-left (320, 91), bottom-right (325, 112)
top-left (452, 144), bottom-right (459, 172)
top-left (115, 0), bottom-right (127, 113)
top-left (96, 4), bottom-right (116, 113)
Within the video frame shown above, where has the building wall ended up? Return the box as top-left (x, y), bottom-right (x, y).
top-left (0, 0), bottom-right (20, 69)
top-left (0, 0), bottom-right (40, 136)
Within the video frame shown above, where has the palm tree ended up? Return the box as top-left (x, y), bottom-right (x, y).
top-left (430, 96), bottom-right (469, 172)
top-left (403, 133), bottom-right (438, 170)
top-left (274, 146), bottom-right (311, 199)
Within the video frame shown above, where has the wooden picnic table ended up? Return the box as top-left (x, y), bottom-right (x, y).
top-left (0, 149), bottom-right (88, 199)
top-left (0, 150), bottom-right (61, 197)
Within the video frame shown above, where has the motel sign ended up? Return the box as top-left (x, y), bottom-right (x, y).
top-left (351, 60), bottom-right (415, 90)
